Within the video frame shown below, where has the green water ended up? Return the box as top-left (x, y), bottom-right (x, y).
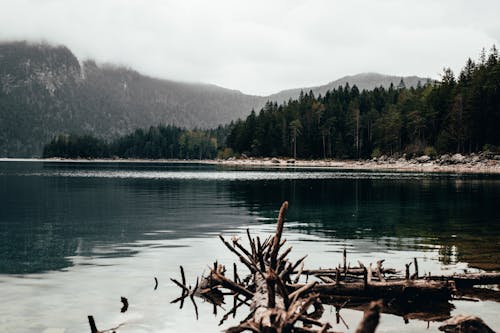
top-left (0, 161), bottom-right (499, 332)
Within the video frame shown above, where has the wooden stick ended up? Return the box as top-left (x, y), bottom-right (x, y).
top-left (190, 277), bottom-right (200, 320)
top-left (261, 235), bottom-right (273, 252)
top-left (376, 261), bottom-right (386, 283)
top-left (286, 293), bottom-right (319, 326)
top-left (266, 271), bottom-right (276, 308)
top-left (293, 261), bottom-right (305, 284)
top-left (317, 275), bottom-right (335, 283)
top-left (219, 297), bottom-right (248, 326)
top-left (270, 201), bottom-right (288, 270)
top-left (226, 322), bottom-right (260, 333)
top-left (233, 262), bottom-right (240, 284)
top-left (232, 237), bottom-right (253, 261)
top-left (256, 237), bottom-right (266, 272)
top-left (289, 281), bottom-right (318, 305)
top-left (219, 235), bottom-right (257, 273)
top-left (298, 315), bottom-right (330, 328)
top-left (290, 279), bottom-right (454, 300)
top-left (246, 228), bottom-right (256, 259)
top-left (355, 300), bottom-right (382, 333)
top-left (427, 272), bottom-right (500, 288)
top-left (343, 247), bottom-right (347, 272)
top-left (211, 270), bottom-right (254, 299)
top-left (299, 267), bottom-right (398, 276)
top-left (411, 257), bottom-right (419, 280)
top-left (291, 255), bottom-right (308, 272)
top-left (405, 262), bottom-right (412, 280)
top-left (170, 278), bottom-right (190, 294)
top-left (274, 271), bottom-right (290, 309)
top-left (180, 266), bottom-right (186, 286)
top-left (279, 261), bottom-right (293, 282)
top-left (88, 316), bottom-right (98, 333)
top-left (120, 296), bottom-right (128, 313)
top-left (278, 246), bottom-right (293, 262)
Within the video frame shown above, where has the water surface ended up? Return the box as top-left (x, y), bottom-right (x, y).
top-left (0, 161), bottom-right (499, 332)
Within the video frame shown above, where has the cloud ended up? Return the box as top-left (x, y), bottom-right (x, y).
top-left (0, 0), bottom-right (498, 95)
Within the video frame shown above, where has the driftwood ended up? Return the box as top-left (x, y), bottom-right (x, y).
top-left (88, 316), bottom-right (98, 333)
top-left (290, 279), bottom-right (454, 302)
top-left (221, 202), bottom-right (334, 332)
top-left (300, 267), bottom-right (398, 278)
top-left (83, 202), bottom-right (498, 333)
top-left (324, 297), bottom-right (454, 323)
top-left (120, 296), bottom-right (128, 313)
top-left (87, 315), bottom-right (125, 333)
top-left (438, 315), bottom-right (496, 333)
top-left (172, 202), bottom-right (338, 332)
top-left (355, 301), bottom-right (382, 333)
top-left (426, 272), bottom-right (500, 288)
top-left (166, 201), bottom-right (498, 333)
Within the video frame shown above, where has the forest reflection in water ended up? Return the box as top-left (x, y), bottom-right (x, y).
top-left (1, 161), bottom-right (499, 274)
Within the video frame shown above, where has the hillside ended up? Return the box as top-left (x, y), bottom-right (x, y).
top-left (0, 41), bottom-right (263, 156)
top-left (0, 41), bottom-right (429, 157)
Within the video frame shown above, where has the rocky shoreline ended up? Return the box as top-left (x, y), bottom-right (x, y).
top-left (211, 152), bottom-right (500, 174)
top-left (3, 152), bottom-right (500, 174)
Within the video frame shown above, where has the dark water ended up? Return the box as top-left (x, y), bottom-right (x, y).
top-left (0, 161), bottom-right (499, 332)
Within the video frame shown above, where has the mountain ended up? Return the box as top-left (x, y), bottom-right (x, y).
top-left (0, 41), bottom-right (430, 157)
top-left (0, 41), bottom-right (265, 156)
top-left (268, 73), bottom-right (431, 104)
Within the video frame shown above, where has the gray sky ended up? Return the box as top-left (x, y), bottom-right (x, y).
top-left (0, 0), bottom-right (499, 96)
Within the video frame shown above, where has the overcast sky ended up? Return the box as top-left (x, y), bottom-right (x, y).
top-left (0, 0), bottom-right (499, 96)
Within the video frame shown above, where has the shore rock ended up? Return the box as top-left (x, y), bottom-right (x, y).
top-left (451, 153), bottom-right (466, 164)
top-left (480, 151), bottom-right (494, 159)
top-left (416, 155), bottom-right (431, 163)
top-left (439, 154), bottom-right (451, 165)
top-left (271, 158), bottom-right (280, 164)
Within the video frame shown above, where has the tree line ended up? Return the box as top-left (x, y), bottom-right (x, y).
top-left (43, 125), bottom-right (231, 159)
top-left (43, 46), bottom-right (500, 160)
top-left (227, 46), bottom-right (500, 159)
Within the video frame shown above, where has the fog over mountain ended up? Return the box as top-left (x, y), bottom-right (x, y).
top-left (0, 41), bottom-right (427, 157)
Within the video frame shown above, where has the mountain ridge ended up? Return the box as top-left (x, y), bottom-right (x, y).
top-left (0, 40), bottom-right (429, 156)
top-left (268, 72), bottom-right (431, 103)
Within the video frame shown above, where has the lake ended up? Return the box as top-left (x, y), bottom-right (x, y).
top-left (0, 160), bottom-right (499, 332)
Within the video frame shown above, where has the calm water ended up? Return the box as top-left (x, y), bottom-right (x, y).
top-left (0, 161), bottom-right (499, 332)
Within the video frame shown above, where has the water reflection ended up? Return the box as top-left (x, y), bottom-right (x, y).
top-left (1, 161), bottom-right (500, 332)
top-left (227, 176), bottom-right (500, 270)
top-left (1, 161), bottom-right (499, 274)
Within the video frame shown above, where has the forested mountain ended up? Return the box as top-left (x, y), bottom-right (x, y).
top-left (227, 46), bottom-right (500, 159)
top-left (41, 45), bottom-right (500, 161)
top-left (268, 73), bottom-right (430, 104)
top-left (0, 41), bottom-right (262, 156)
top-left (0, 40), bottom-right (434, 157)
